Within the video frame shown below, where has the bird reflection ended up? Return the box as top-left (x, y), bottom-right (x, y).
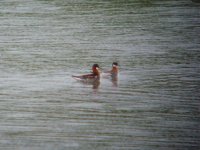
top-left (111, 75), bottom-right (118, 87)
top-left (75, 79), bottom-right (100, 90)
top-left (92, 80), bottom-right (100, 89)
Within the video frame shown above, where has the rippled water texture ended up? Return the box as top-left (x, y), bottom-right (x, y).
top-left (0, 0), bottom-right (200, 150)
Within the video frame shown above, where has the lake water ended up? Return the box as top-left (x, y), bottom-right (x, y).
top-left (0, 0), bottom-right (200, 150)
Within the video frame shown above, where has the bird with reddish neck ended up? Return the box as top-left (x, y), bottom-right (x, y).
top-left (72, 64), bottom-right (101, 81)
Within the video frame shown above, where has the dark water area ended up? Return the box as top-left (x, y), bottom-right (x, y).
top-left (0, 0), bottom-right (200, 150)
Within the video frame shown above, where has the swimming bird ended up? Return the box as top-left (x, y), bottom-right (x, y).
top-left (110, 62), bottom-right (119, 77)
top-left (104, 62), bottom-right (119, 77)
top-left (72, 64), bottom-right (101, 81)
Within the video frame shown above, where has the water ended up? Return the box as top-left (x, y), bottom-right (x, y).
top-left (0, 0), bottom-right (200, 149)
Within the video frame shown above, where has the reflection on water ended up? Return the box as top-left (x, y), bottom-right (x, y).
top-left (75, 79), bottom-right (101, 90)
top-left (0, 0), bottom-right (200, 150)
top-left (111, 78), bottom-right (118, 87)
